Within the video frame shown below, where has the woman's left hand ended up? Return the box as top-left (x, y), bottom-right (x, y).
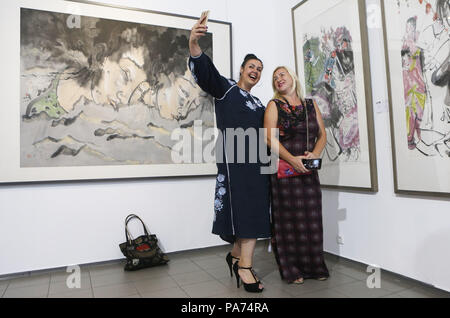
top-left (303, 151), bottom-right (319, 159)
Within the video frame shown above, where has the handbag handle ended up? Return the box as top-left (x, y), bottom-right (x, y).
top-left (124, 214), bottom-right (151, 244)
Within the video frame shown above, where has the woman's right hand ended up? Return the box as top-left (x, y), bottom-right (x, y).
top-left (289, 156), bottom-right (309, 174)
top-left (190, 20), bottom-right (208, 44)
top-left (189, 18), bottom-right (208, 57)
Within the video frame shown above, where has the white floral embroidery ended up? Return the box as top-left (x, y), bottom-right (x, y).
top-left (214, 174), bottom-right (227, 216)
top-left (218, 187), bottom-right (226, 196)
top-left (245, 100), bottom-right (257, 111)
top-left (214, 199), bottom-right (223, 212)
top-left (239, 89), bottom-right (249, 98)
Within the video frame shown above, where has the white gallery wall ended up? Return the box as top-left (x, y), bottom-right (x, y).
top-left (0, 0), bottom-right (449, 292)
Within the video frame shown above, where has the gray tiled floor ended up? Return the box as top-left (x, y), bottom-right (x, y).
top-left (1, 240), bottom-right (449, 298)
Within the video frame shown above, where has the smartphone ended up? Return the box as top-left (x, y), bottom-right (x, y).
top-left (199, 10), bottom-right (210, 26)
top-left (302, 158), bottom-right (322, 170)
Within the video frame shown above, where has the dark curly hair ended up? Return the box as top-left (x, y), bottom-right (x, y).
top-left (241, 53), bottom-right (263, 69)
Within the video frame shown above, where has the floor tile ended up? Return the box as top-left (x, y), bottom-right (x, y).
top-left (165, 260), bottom-right (203, 275)
top-left (121, 294), bottom-right (142, 298)
top-left (332, 264), bottom-right (369, 281)
top-left (49, 275), bottom-right (92, 294)
top-left (181, 280), bottom-right (232, 298)
top-left (123, 265), bottom-right (170, 281)
top-left (88, 262), bottom-right (126, 278)
top-left (48, 289), bottom-right (94, 298)
top-left (3, 284), bottom-right (49, 298)
top-left (377, 276), bottom-right (415, 293)
top-left (206, 291), bottom-right (240, 298)
top-left (7, 274), bottom-right (50, 289)
top-left (0, 281), bottom-right (9, 297)
top-left (260, 288), bottom-right (293, 298)
top-left (189, 252), bottom-right (225, 262)
top-left (410, 285), bottom-right (450, 298)
top-left (388, 288), bottom-right (432, 298)
top-left (175, 248), bottom-right (220, 260)
top-left (90, 271), bottom-right (131, 288)
top-left (171, 270), bottom-right (215, 286)
top-left (140, 286), bottom-right (189, 298)
top-left (300, 289), bottom-right (349, 298)
top-left (192, 256), bottom-right (226, 270)
top-left (233, 288), bottom-right (266, 299)
top-left (133, 276), bottom-right (178, 294)
top-left (93, 282), bottom-right (138, 298)
top-left (50, 271), bottom-right (90, 284)
top-left (204, 266), bottom-right (234, 280)
top-left (330, 280), bottom-right (394, 298)
top-left (381, 292), bottom-right (407, 298)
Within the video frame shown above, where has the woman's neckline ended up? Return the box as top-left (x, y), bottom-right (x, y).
top-left (237, 83), bottom-right (252, 93)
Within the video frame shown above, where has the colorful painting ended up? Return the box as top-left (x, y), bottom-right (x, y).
top-left (398, 0), bottom-right (449, 156)
top-left (293, 0), bottom-right (377, 191)
top-left (20, 8), bottom-right (214, 167)
top-left (383, 0), bottom-right (450, 196)
top-left (303, 26), bottom-right (361, 162)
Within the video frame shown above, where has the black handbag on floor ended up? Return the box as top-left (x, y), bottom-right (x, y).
top-left (119, 214), bottom-right (169, 271)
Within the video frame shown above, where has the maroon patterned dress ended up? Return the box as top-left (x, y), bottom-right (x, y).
top-left (270, 98), bottom-right (329, 282)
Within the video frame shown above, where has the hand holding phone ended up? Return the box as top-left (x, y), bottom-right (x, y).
top-left (190, 10), bottom-right (210, 50)
top-left (301, 158), bottom-right (322, 170)
top-left (199, 10), bottom-right (210, 26)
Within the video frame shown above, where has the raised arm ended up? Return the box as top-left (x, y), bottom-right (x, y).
top-left (188, 16), bottom-right (232, 99)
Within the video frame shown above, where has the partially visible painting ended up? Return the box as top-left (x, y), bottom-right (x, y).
top-left (20, 8), bottom-right (214, 167)
top-left (0, 0), bottom-right (232, 182)
top-left (303, 26), bottom-right (360, 162)
top-left (293, 0), bottom-right (378, 191)
top-left (382, 0), bottom-right (450, 196)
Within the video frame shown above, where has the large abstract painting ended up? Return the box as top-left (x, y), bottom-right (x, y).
top-left (292, 0), bottom-right (378, 191)
top-left (382, 0), bottom-right (450, 196)
top-left (0, 0), bottom-right (232, 182)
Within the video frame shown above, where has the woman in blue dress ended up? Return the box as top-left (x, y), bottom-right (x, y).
top-left (189, 18), bottom-right (270, 293)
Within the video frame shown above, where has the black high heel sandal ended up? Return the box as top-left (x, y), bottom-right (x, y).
top-left (226, 252), bottom-right (239, 277)
top-left (232, 262), bottom-right (264, 293)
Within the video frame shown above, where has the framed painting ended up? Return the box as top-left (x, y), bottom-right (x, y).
top-left (292, 0), bottom-right (378, 191)
top-left (0, 0), bottom-right (231, 183)
top-left (381, 0), bottom-right (450, 197)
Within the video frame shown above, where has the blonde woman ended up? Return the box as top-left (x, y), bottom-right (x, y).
top-left (264, 66), bottom-right (329, 284)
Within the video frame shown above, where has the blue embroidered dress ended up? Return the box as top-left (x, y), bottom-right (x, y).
top-left (189, 53), bottom-right (271, 243)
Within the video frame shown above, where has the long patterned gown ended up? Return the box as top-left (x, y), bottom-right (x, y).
top-left (270, 98), bottom-right (329, 282)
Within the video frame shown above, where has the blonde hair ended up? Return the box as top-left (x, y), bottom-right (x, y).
top-left (272, 66), bottom-right (304, 101)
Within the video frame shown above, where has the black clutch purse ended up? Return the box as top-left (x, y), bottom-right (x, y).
top-left (119, 214), bottom-right (169, 271)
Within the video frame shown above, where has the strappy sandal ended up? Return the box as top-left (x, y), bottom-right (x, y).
top-left (232, 262), bottom-right (264, 293)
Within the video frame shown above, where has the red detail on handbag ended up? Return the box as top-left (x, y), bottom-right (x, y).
top-left (277, 159), bottom-right (311, 179)
top-left (136, 244), bottom-right (151, 252)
